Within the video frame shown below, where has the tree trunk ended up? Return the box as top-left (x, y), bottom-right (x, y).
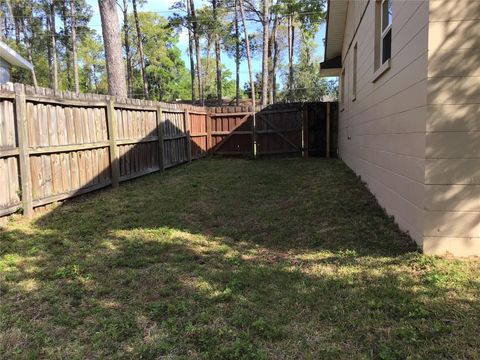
top-left (5, 0), bottom-right (18, 46)
top-left (235, 0), bottom-right (240, 106)
top-left (21, 19), bottom-right (38, 87)
top-left (132, 0), bottom-right (148, 99)
top-left (98, 0), bottom-right (127, 97)
top-left (70, 0), bottom-right (79, 94)
top-left (261, 0), bottom-right (269, 106)
top-left (62, 4), bottom-right (71, 89)
top-left (272, 34), bottom-right (279, 103)
top-left (122, 0), bottom-right (133, 98)
top-left (213, 0), bottom-right (222, 105)
top-left (188, 0), bottom-right (204, 106)
top-left (49, 1), bottom-right (59, 92)
top-left (288, 16), bottom-right (295, 102)
top-left (268, 14), bottom-right (278, 104)
top-left (239, 0), bottom-right (254, 112)
top-left (186, 1), bottom-right (195, 103)
top-left (0, 9), bottom-right (4, 40)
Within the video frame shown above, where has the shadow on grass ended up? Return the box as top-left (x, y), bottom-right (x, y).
top-left (1, 159), bottom-right (479, 359)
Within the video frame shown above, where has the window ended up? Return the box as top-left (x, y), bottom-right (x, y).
top-left (352, 43), bottom-right (358, 101)
top-left (374, 0), bottom-right (392, 80)
top-left (340, 68), bottom-right (345, 110)
top-left (381, 0), bottom-right (392, 64)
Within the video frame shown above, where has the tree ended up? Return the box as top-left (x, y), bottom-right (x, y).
top-left (98, 0), bottom-right (127, 97)
top-left (47, 0), bottom-right (59, 91)
top-left (70, 0), bottom-right (79, 94)
top-left (239, 0), bottom-right (255, 111)
top-left (234, 1), bottom-right (240, 105)
top-left (212, 0), bottom-right (222, 105)
top-left (127, 12), bottom-right (189, 101)
top-left (132, 0), bottom-right (148, 99)
top-left (188, 0), bottom-right (204, 105)
top-left (121, 0), bottom-right (133, 97)
top-left (78, 30), bottom-right (107, 93)
top-left (261, 0), bottom-right (269, 106)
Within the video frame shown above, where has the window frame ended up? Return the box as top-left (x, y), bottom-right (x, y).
top-left (340, 68), bottom-right (346, 111)
top-left (380, 0), bottom-right (392, 65)
top-left (352, 43), bottom-right (358, 101)
top-left (373, 0), bottom-right (392, 82)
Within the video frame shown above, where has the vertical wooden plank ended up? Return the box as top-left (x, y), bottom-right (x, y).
top-left (106, 100), bottom-right (120, 187)
top-left (326, 103), bottom-right (331, 159)
top-left (302, 105), bottom-right (309, 158)
top-left (184, 109), bottom-right (192, 163)
top-left (206, 111), bottom-right (212, 153)
top-left (15, 85), bottom-right (33, 217)
top-left (156, 107), bottom-right (165, 172)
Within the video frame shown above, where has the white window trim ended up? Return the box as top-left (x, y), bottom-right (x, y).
top-left (380, 0), bottom-right (392, 65)
top-left (352, 43), bottom-right (358, 101)
top-left (373, 0), bottom-right (392, 82)
top-left (340, 68), bottom-right (346, 111)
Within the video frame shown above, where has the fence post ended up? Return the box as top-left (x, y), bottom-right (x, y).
top-left (302, 105), bottom-right (309, 158)
top-left (184, 109), bottom-right (192, 163)
top-left (106, 99), bottom-right (120, 187)
top-left (156, 107), bottom-right (165, 172)
top-left (15, 84), bottom-right (33, 217)
top-left (326, 102), bottom-right (331, 159)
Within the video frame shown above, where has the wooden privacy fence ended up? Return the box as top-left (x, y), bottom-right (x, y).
top-left (209, 102), bottom-right (337, 158)
top-left (0, 83), bottom-right (337, 219)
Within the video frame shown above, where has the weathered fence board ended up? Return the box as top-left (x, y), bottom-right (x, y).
top-left (0, 96), bottom-right (20, 216)
top-left (0, 83), bottom-right (337, 219)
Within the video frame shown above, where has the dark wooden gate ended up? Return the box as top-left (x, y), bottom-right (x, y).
top-left (208, 102), bottom-right (337, 158)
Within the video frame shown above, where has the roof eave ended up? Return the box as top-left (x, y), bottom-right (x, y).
top-left (0, 41), bottom-right (34, 71)
top-left (323, 0), bottom-right (348, 63)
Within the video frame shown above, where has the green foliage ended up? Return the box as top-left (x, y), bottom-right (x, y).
top-left (126, 11), bottom-right (190, 101)
top-left (279, 38), bottom-right (338, 102)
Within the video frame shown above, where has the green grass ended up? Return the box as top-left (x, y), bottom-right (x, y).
top-left (1, 158), bottom-right (479, 359)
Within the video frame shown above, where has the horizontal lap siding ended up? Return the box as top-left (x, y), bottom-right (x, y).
top-left (424, 0), bottom-right (480, 255)
top-left (338, 0), bottom-right (429, 246)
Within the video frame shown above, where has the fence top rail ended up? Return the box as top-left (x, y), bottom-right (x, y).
top-left (1, 83), bottom-right (337, 114)
top-left (0, 83), bottom-right (209, 113)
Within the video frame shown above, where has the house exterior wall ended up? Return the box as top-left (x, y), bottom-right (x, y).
top-left (0, 58), bottom-right (11, 84)
top-left (337, 0), bottom-right (429, 246)
top-left (423, 0), bottom-right (480, 255)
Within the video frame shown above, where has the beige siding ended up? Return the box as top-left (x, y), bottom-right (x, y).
top-left (338, 0), bottom-right (429, 246)
top-left (424, 0), bottom-right (480, 256)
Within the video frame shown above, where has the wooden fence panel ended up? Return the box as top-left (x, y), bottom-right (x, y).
top-left (116, 109), bottom-right (159, 181)
top-left (0, 96), bottom-right (21, 216)
top-left (26, 101), bottom-right (111, 207)
top-left (0, 83), bottom-right (336, 220)
top-left (189, 111), bottom-right (208, 159)
top-left (256, 107), bottom-right (302, 156)
top-left (162, 110), bottom-right (187, 168)
top-left (210, 106), bottom-right (253, 156)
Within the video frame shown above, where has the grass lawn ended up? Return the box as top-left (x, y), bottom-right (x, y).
top-left (1, 158), bottom-right (479, 359)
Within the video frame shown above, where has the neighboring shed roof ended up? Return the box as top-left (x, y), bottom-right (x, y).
top-left (0, 41), bottom-right (34, 71)
top-left (320, 0), bottom-right (348, 76)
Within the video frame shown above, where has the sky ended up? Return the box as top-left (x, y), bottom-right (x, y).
top-left (86, 0), bottom-right (326, 87)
